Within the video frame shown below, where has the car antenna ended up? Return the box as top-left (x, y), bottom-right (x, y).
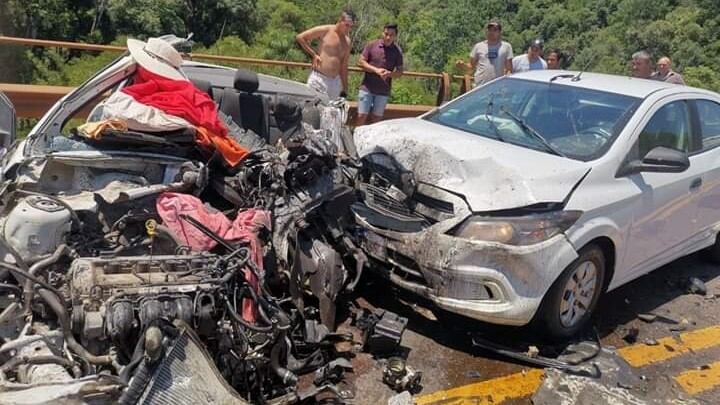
top-left (549, 73), bottom-right (575, 83)
top-left (571, 54), bottom-right (597, 82)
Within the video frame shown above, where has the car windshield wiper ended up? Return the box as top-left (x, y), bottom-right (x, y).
top-left (500, 107), bottom-right (567, 158)
top-left (485, 93), bottom-right (506, 143)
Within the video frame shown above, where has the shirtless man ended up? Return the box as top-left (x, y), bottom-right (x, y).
top-left (296, 10), bottom-right (355, 99)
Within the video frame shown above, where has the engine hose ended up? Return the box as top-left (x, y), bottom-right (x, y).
top-left (270, 334), bottom-right (297, 386)
top-left (239, 285), bottom-right (275, 327)
top-left (345, 248), bottom-right (367, 292)
top-left (226, 246), bottom-right (251, 264)
top-left (36, 288), bottom-right (113, 366)
top-left (0, 303), bottom-right (19, 325)
top-left (119, 324), bottom-right (150, 383)
top-left (0, 283), bottom-right (22, 297)
top-left (23, 244), bottom-right (69, 315)
top-left (0, 354), bottom-right (82, 378)
top-left (0, 262), bottom-right (65, 305)
top-left (223, 297), bottom-right (273, 333)
top-left (118, 359), bottom-right (153, 405)
top-left (154, 224), bottom-right (185, 248)
top-left (0, 237), bottom-right (30, 283)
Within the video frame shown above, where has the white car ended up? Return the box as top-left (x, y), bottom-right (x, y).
top-left (352, 70), bottom-right (720, 338)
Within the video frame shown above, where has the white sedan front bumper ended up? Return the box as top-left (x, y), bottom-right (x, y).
top-left (356, 214), bottom-right (579, 326)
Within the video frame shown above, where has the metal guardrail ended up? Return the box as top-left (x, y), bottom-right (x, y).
top-left (0, 83), bottom-right (434, 125)
top-left (0, 35), bottom-right (455, 105)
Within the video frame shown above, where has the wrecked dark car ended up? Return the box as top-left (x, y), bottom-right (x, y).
top-left (0, 38), bottom-right (366, 404)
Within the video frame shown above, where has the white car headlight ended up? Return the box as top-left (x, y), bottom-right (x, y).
top-left (453, 211), bottom-right (582, 245)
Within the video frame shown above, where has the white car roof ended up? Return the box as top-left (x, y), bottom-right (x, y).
top-left (510, 70), bottom-right (718, 99)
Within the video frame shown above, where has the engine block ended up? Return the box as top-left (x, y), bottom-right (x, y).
top-left (68, 255), bottom-right (222, 350)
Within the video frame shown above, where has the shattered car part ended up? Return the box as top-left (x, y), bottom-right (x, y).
top-left (356, 309), bottom-right (408, 356)
top-left (388, 391), bottom-right (414, 405)
top-left (313, 358), bottom-right (353, 385)
top-left (532, 345), bottom-right (700, 405)
top-left (382, 357), bottom-right (422, 394)
top-left (471, 335), bottom-right (601, 377)
top-left (687, 277), bottom-right (707, 296)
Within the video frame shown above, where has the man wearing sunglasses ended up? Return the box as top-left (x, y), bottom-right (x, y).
top-left (457, 20), bottom-right (513, 87)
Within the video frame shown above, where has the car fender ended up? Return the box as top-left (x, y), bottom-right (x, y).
top-left (565, 214), bottom-right (625, 289)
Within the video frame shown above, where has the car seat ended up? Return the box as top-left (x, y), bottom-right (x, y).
top-left (216, 69), bottom-right (270, 141)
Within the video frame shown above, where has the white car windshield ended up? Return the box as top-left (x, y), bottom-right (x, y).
top-left (425, 78), bottom-right (641, 161)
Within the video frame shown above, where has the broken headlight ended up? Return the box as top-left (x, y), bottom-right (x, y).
top-left (452, 210), bottom-right (582, 245)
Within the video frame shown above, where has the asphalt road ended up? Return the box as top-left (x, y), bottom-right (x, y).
top-left (346, 250), bottom-right (720, 404)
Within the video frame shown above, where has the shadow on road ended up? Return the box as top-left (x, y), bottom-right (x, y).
top-left (594, 251), bottom-right (720, 338)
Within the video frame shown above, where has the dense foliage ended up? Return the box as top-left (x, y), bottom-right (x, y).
top-left (3, 0), bottom-right (720, 104)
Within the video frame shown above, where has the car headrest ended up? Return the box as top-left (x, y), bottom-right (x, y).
top-left (234, 69), bottom-right (259, 93)
top-left (191, 79), bottom-right (213, 98)
top-left (274, 97), bottom-right (301, 119)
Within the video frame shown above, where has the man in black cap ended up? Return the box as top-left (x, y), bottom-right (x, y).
top-left (511, 39), bottom-right (547, 72)
top-left (456, 20), bottom-right (513, 87)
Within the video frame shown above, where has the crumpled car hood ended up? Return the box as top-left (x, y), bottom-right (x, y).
top-left (354, 118), bottom-right (590, 212)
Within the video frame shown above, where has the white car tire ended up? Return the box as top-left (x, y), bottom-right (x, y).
top-left (535, 245), bottom-right (606, 340)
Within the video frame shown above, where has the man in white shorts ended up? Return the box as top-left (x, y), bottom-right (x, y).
top-left (296, 10), bottom-right (355, 99)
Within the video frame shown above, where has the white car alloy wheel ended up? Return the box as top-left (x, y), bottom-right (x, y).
top-left (559, 260), bottom-right (598, 328)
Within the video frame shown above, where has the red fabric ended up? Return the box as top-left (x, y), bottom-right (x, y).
top-left (122, 67), bottom-right (249, 166)
top-left (156, 192), bottom-right (272, 322)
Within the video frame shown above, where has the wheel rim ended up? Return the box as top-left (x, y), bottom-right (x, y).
top-left (559, 260), bottom-right (598, 328)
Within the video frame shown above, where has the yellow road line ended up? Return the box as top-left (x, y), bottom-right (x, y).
top-left (674, 361), bottom-right (720, 395)
top-left (415, 325), bottom-right (720, 404)
top-left (414, 369), bottom-right (545, 405)
top-left (618, 325), bottom-right (720, 367)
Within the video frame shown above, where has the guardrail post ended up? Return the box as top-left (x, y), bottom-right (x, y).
top-left (460, 75), bottom-right (472, 95)
top-left (436, 72), bottom-right (451, 106)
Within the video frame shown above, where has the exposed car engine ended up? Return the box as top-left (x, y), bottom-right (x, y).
top-left (0, 60), bottom-right (368, 403)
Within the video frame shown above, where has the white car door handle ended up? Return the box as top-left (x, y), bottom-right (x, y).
top-left (690, 178), bottom-right (702, 190)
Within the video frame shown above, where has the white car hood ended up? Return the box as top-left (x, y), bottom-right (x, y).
top-left (354, 118), bottom-right (590, 212)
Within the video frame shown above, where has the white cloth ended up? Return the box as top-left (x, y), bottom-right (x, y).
top-left (307, 70), bottom-right (342, 99)
top-left (100, 91), bottom-right (193, 132)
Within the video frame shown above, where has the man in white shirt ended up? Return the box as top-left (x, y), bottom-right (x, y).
top-left (456, 20), bottom-right (513, 87)
top-left (512, 39), bottom-right (547, 73)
